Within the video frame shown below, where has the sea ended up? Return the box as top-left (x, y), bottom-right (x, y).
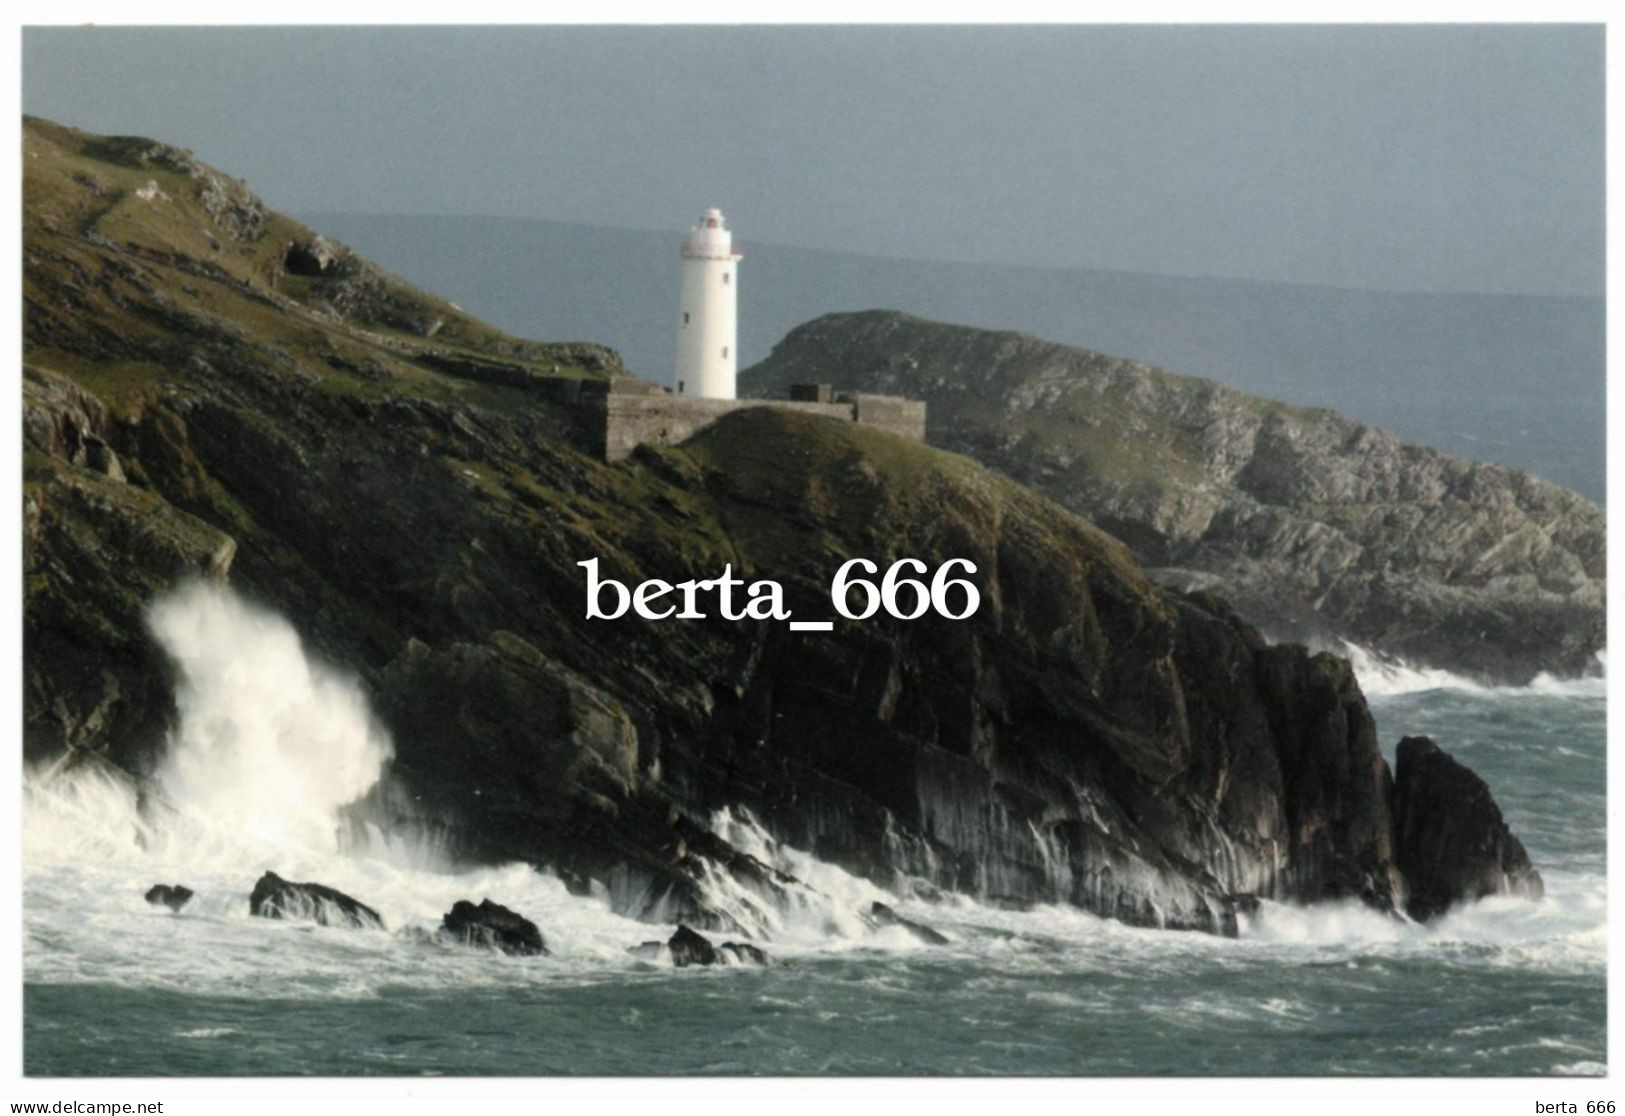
top-left (20, 586), bottom-right (1607, 1076)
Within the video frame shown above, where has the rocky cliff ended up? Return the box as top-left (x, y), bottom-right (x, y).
top-left (22, 118), bottom-right (1539, 937)
top-left (742, 311), bottom-right (1604, 684)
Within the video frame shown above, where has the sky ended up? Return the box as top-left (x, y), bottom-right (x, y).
top-left (21, 24), bottom-right (1604, 297)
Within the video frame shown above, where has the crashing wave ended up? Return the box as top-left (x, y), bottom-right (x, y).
top-left (1329, 640), bottom-right (1605, 699)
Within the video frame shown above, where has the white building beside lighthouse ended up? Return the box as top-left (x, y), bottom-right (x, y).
top-left (674, 207), bottom-right (741, 399)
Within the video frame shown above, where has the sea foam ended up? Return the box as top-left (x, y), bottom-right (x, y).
top-left (20, 585), bottom-right (1599, 1009)
top-left (1328, 639), bottom-right (1605, 699)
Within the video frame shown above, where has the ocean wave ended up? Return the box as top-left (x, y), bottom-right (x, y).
top-left (23, 769), bottom-right (1604, 1004)
top-left (1238, 868), bottom-right (1605, 975)
top-left (20, 587), bottom-right (1605, 1024)
top-left (1331, 642), bottom-right (1605, 699)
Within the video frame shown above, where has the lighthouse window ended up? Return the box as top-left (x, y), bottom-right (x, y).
top-left (722, 346), bottom-right (729, 358)
top-left (682, 312), bottom-right (690, 324)
top-left (722, 272), bottom-right (730, 285)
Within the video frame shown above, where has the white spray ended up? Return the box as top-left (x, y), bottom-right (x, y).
top-left (20, 584), bottom-right (1594, 1004)
top-left (147, 581), bottom-right (393, 852)
top-left (23, 583), bottom-right (667, 993)
top-left (1308, 637), bottom-right (1608, 699)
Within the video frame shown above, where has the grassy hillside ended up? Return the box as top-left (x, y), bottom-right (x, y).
top-left (24, 116), bottom-right (620, 422)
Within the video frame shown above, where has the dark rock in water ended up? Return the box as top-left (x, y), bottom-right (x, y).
top-left (144, 884), bottom-right (193, 912)
top-left (667, 924), bottom-right (719, 967)
top-left (626, 933), bottom-right (766, 966)
top-left (440, 898), bottom-right (548, 956)
top-left (1390, 736), bottom-right (1544, 922)
top-left (249, 871), bottom-right (383, 930)
top-left (868, 901), bottom-right (949, 945)
top-left (664, 924), bottom-right (768, 967)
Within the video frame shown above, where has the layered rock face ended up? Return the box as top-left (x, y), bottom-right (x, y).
top-left (742, 311), bottom-right (1604, 684)
top-left (22, 118), bottom-right (1537, 939)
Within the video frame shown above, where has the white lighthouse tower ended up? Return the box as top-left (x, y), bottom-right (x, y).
top-left (674, 207), bottom-right (741, 399)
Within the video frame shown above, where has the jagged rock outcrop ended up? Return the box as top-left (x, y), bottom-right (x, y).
top-left (75, 133), bottom-right (269, 245)
top-left (282, 236), bottom-right (342, 277)
top-left (22, 118), bottom-right (1540, 942)
top-left (249, 871), bottom-right (384, 930)
top-left (143, 884), bottom-right (193, 912)
top-left (1390, 736), bottom-right (1544, 921)
top-left (742, 311), bottom-right (1604, 684)
top-left (439, 899), bottom-right (549, 956)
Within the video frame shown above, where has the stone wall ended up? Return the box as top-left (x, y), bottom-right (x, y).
top-left (581, 380), bottom-right (926, 462)
top-left (850, 393), bottom-right (928, 443)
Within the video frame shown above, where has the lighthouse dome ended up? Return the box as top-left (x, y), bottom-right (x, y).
top-left (684, 207), bottom-right (738, 260)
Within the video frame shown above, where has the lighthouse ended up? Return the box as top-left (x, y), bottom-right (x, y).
top-left (674, 207), bottom-right (741, 399)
